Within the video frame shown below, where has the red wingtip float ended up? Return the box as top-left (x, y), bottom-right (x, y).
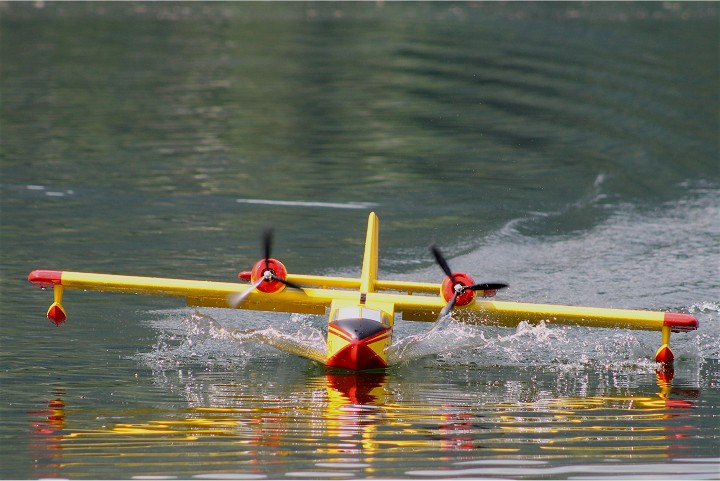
top-left (46, 303), bottom-right (67, 327)
top-left (28, 212), bottom-right (698, 371)
top-left (29, 271), bottom-right (68, 326)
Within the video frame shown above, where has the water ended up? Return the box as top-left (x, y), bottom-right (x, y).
top-left (1, 2), bottom-right (719, 479)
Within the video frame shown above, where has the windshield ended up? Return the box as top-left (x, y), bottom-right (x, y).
top-left (330, 307), bottom-right (391, 340)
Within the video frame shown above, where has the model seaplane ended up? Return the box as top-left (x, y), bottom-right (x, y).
top-left (29, 212), bottom-right (698, 371)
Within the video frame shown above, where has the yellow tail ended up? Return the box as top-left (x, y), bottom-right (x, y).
top-left (359, 212), bottom-right (380, 296)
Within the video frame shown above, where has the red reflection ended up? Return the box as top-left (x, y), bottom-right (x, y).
top-left (656, 367), bottom-right (698, 409)
top-left (28, 392), bottom-right (66, 479)
top-left (325, 371), bottom-right (387, 405)
top-left (440, 409), bottom-right (477, 450)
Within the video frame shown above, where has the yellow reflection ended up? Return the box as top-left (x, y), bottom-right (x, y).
top-left (29, 369), bottom-right (699, 478)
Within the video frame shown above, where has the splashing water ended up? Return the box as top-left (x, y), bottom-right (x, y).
top-left (388, 315), bottom-right (484, 365)
top-left (139, 310), bottom-right (328, 370)
top-left (137, 307), bottom-right (709, 375)
top-left (689, 302), bottom-right (720, 361)
top-left (390, 317), bottom-right (659, 372)
top-left (214, 317), bottom-right (328, 364)
top-left (142, 310), bottom-right (490, 370)
top-left (455, 322), bottom-right (655, 371)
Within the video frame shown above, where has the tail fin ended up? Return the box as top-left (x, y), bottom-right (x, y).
top-left (359, 212), bottom-right (380, 296)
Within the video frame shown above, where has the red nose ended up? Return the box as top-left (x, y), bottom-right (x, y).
top-left (325, 340), bottom-right (388, 371)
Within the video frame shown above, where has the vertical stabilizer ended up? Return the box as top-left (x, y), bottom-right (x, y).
top-left (359, 212), bottom-right (380, 296)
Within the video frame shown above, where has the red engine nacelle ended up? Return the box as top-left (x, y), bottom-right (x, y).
top-left (440, 272), bottom-right (497, 306)
top-left (441, 272), bottom-right (477, 307)
top-left (238, 258), bottom-right (289, 294)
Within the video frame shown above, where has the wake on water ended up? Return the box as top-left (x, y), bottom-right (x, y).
top-left (138, 190), bottom-right (719, 374)
top-left (138, 300), bottom-right (718, 376)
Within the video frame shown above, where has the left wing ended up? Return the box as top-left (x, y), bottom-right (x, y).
top-left (28, 270), bottom-right (336, 318)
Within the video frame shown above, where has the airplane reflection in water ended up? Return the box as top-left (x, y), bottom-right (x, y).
top-left (28, 370), bottom-right (700, 479)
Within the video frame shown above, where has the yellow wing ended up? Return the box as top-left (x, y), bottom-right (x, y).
top-left (28, 209), bottom-right (697, 335)
top-left (28, 268), bottom-right (697, 335)
top-left (394, 293), bottom-right (697, 333)
top-left (28, 269), bottom-right (346, 316)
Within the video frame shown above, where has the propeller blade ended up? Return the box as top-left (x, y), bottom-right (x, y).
top-left (439, 290), bottom-right (459, 318)
top-left (467, 282), bottom-right (509, 291)
top-left (262, 227), bottom-right (273, 269)
top-left (227, 278), bottom-right (264, 308)
top-left (275, 276), bottom-right (307, 293)
top-left (431, 245), bottom-right (455, 280)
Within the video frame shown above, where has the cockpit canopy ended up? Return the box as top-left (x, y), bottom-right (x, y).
top-left (329, 307), bottom-right (391, 340)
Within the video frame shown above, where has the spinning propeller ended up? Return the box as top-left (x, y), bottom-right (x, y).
top-left (431, 245), bottom-right (508, 318)
top-left (229, 228), bottom-right (305, 308)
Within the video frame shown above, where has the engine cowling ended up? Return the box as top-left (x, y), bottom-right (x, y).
top-left (440, 272), bottom-right (476, 307)
top-left (247, 258), bottom-right (289, 293)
